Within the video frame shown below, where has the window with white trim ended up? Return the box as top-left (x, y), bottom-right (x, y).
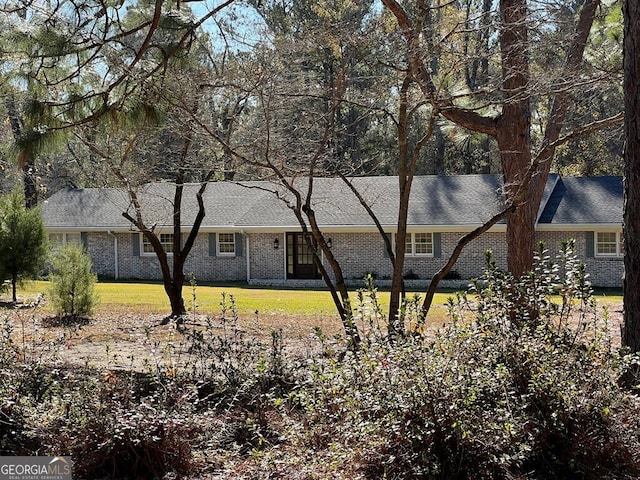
top-left (404, 232), bottom-right (433, 257)
top-left (217, 233), bottom-right (236, 255)
top-left (596, 231), bottom-right (623, 257)
top-left (49, 233), bottom-right (82, 248)
top-left (142, 233), bottom-right (174, 254)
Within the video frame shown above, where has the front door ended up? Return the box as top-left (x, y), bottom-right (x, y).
top-left (286, 233), bottom-right (320, 279)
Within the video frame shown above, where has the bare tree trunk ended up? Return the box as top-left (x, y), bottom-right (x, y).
top-left (171, 181), bottom-right (187, 318)
top-left (497, 0), bottom-right (534, 277)
top-left (303, 205), bottom-right (361, 347)
top-left (501, 151), bottom-right (537, 277)
top-left (167, 280), bottom-right (186, 317)
top-left (388, 181), bottom-right (409, 333)
top-left (21, 165), bottom-right (38, 209)
top-left (432, 124), bottom-right (446, 174)
top-left (11, 274), bottom-right (17, 304)
top-left (6, 99), bottom-right (38, 208)
top-left (388, 75), bottom-right (425, 334)
top-left (383, 0), bottom-right (601, 279)
top-left (622, 0), bottom-right (640, 353)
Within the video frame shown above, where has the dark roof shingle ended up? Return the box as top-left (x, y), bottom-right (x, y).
top-left (42, 175), bottom-right (622, 230)
top-left (537, 176), bottom-right (622, 225)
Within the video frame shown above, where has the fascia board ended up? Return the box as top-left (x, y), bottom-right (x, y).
top-left (404, 224), bottom-right (507, 233)
top-left (45, 226), bottom-right (133, 232)
top-left (46, 223), bottom-right (511, 234)
top-left (536, 223), bottom-right (622, 231)
top-left (238, 224), bottom-right (508, 233)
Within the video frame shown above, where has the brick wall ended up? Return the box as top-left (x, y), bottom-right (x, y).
top-left (321, 232), bottom-right (390, 280)
top-left (320, 231), bottom-right (508, 282)
top-left (183, 233), bottom-right (246, 282)
top-left (118, 233), bottom-right (164, 279)
top-left (320, 231), bottom-right (622, 287)
top-left (438, 232), bottom-right (508, 279)
top-left (249, 233), bottom-right (285, 280)
top-left (86, 232), bottom-right (116, 278)
top-left (537, 231), bottom-right (623, 287)
top-left (85, 229), bottom-right (624, 287)
top-left (92, 232), bottom-right (246, 282)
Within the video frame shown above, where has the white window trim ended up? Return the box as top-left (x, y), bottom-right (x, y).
top-left (595, 231), bottom-right (623, 257)
top-left (400, 232), bottom-right (434, 257)
top-left (217, 232), bottom-right (236, 256)
top-left (141, 232), bottom-right (174, 256)
top-left (49, 232), bottom-right (82, 247)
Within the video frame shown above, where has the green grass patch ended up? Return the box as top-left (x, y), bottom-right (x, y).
top-left (8, 280), bottom-right (622, 321)
top-left (11, 280), bottom-right (457, 318)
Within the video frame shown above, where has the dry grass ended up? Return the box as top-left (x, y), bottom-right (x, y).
top-left (1, 281), bottom-right (624, 371)
top-left (0, 284), bottom-right (629, 480)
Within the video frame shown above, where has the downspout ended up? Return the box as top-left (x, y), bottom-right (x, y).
top-left (108, 231), bottom-right (119, 279)
top-left (240, 230), bottom-right (250, 283)
top-left (282, 232), bottom-right (287, 281)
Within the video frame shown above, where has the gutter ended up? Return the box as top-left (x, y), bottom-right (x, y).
top-left (536, 223), bottom-right (622, 232)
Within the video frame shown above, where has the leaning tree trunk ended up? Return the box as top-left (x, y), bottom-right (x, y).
top-left (622, 0), bottom-right (640, 353)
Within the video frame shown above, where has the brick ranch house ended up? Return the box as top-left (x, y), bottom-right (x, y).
top-left (41, 174), bottom-right (624, 288)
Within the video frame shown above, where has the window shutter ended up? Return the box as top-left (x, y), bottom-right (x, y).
top-left (235, 233), bottom-right (243, 257)
top-left (209, 233), bottom-right (217, 257)
top-left (81, 232), bottom-right (88, 250)
top-left (132, 233), bottom-right (140, 257)
top-left (433, 233), bottom-right (441, 258)
top-left (383, 233), bottom-right (393, 258)
top-left (586, 231), bottom-right (595, 257)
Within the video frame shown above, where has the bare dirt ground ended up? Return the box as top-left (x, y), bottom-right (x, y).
top-left (3, 294), bottom-right (625, 375)
top-left (3, 304), bottom-right (348, 371)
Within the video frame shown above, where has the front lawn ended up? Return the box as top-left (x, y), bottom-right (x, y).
top-left (12, 279), bottom-right (457, 320)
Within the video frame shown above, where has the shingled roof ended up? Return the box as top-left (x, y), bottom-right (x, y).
top-left (41, 174), bottom-right (622, 231)
top-left (537, 176), bottom-right (622, 226)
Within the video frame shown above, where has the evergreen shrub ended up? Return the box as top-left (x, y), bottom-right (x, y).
top-left (48, 243), bottom-right (98, 318)
top-left (286, 241), bottom-right (640, 479)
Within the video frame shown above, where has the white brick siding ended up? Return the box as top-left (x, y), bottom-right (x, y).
top-left (82, 229), bottom-right (624, 287)
top-left (537, 231), bottom-right (623, 287)
top-left (85, 232), bottom-right (116, 278)
top-left (318, 231), bottom-right (507, 282)
top-left (321, 233), bottom-right (390, 280)
top-left (183, 233), bottom-right (246, 282)
top-left (249, 233), bottom-right (285, 280)
top-left (91, 232), bottom-right (246, 282)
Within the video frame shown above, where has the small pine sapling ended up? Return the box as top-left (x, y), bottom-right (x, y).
top-left (49, 243), bottom-right (98, 319)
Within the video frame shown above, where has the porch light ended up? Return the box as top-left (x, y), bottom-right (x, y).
top-left (327, 238), bottom-right (332, 248)
top-left (274, 238), bottom-right (279, 249)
